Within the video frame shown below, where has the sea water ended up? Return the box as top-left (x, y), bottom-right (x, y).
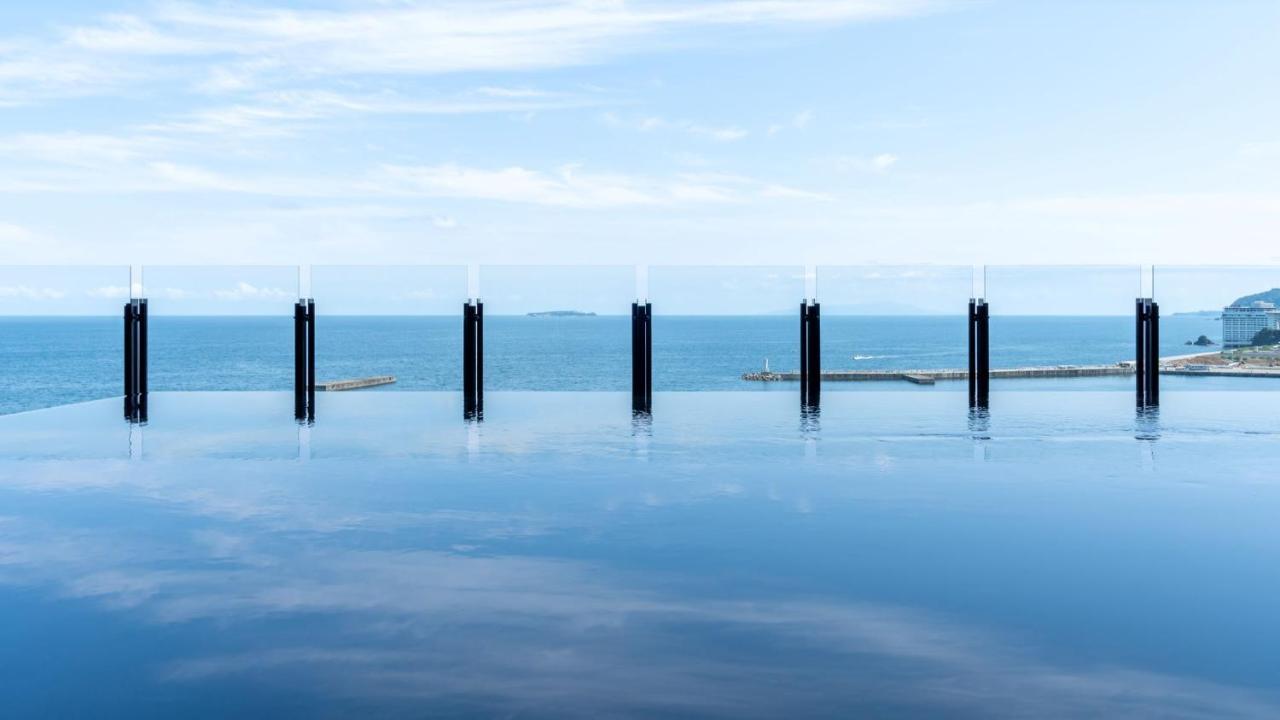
top-left (0, 313), bottom-right (1240, 414)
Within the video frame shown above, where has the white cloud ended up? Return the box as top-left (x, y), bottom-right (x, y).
top-left (0, 1), bottom-right (940, 104)
top-left (53, 1), bottom-right (938, 81)
top-left (147, 88), bottom-right (603, 137)
top-left (872, 153), bottom-right (898, 171)
top-left (86, 285), bottom-right (132, 299)
top-left (370, 163), bottom-right (663, 208)
top-left (759, 184), bottom-right (832, 201)
top-left (831, 153), bottom-right (899, 173)
top-left (769, 109), bottom-right (815, 135)
top-left (0, 42), bottom-right (134, 105)
top-left (0, 132), bottom-right (170, 166)
top-left (212, 281), bottom-right (293, 301)
top-left (0, 222), bottom-right (35, 246)
top-left (364, 165), bottom-right (825, 208)
top-left (604, 113), bottom-right (749, 142)
top-left (0, 285), bottom-right (67, 300)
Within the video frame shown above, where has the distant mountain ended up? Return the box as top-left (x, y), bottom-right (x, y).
top-left (527, 310), bottom-right (597, 317)
top-left (1232, 288), bottom-right (1280, 307)
top-left (768, 302), bottom-right (936, 316)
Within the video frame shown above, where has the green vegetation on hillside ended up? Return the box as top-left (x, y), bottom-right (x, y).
top-left (1233, 288), bottom-right (1280, 306)
top-left (1251, 328), bottom-right (1280, 346)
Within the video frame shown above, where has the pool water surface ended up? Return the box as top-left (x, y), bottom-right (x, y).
top-left (0, 391), bottom-right (1276, 718)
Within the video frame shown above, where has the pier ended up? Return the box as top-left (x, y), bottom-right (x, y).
top-left (317, 375), bottom-right (397, 391)
top-left (744, 365), bottom-right (1133, 383)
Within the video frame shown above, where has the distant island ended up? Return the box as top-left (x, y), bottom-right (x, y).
top-left (527, 310), bottom-right (597, 317)
top-left (1186, 335), bottom-right (1216, 346)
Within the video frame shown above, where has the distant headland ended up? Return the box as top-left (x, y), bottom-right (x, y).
top-left (1175, 288), bottom-right (1280, 316)
top-left (527, 310), bottom-right (597, 317)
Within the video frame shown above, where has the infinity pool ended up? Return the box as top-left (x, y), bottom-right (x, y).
top-left (0, 392), bottom-right (1276, 718)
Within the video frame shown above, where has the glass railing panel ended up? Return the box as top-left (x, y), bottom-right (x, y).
top-left (0, 265), bottom-right (131, 414)
top-left (1153, 265), bottom-right (1280, 391)
top-left (480, 265), bottom-right (633, 390)
top-left (141, 266), bottom-right (299, 391)
top-left (648, 266), bottom-right (804, 390)
top-left (984, 265), bottom-right (1141, 390)
top-left (311, 265), bottom-right (465, 391)
top-left (816, 266), bottom-right (973, 391)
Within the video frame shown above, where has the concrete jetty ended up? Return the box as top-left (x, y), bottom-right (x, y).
top-left (744, 365), bottom-right (1132, 384)
top-left (317, 375), bottom-right (397, 391)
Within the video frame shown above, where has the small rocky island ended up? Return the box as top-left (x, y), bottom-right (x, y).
top-left (527, 310), bottom-right (597, 317)
top-left (1186, 335), bottom-right (1217, 346)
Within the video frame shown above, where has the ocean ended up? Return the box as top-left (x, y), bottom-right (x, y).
top-left (0, 313), bottom-right (1244, 415)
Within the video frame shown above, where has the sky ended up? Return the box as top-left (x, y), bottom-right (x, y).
top-left (0, 0), bottom-right (1278, 313)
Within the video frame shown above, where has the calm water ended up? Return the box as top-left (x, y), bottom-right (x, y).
top-left (0, 314), bottom-right (1239, 414)
top-left (0, 391), bottom-right (1277, 717)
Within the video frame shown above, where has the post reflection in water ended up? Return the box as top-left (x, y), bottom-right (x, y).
top-left (1135, 405), bottom-right (1162, 442)
top-left (967, 406), bottom-right (991, 439)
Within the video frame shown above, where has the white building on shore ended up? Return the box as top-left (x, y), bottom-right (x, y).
top-left (1222, 301), bottom-right (1280, 347)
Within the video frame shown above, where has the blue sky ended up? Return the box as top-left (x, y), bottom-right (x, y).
top-left (0, 1), bottom-right (1278, 283)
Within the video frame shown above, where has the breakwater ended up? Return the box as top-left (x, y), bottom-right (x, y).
top-left (318, 375), bottom-right (397, 391)
top-left (744, 365), bottom-right (1133, 383)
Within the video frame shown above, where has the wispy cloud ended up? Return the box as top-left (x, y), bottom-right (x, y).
top-left (831, 153), bottom-right (899, 173)
top-left (146, 88), bottom-right (607, 137)
top-left (768, 109), bottom-right (814, 135)
top-left (0, 285), bottom-right (66, 300)
top-left (0, 132), bottom-right (828, 208)
top-left (212, 281), bottom-right (293, 301)
top-left (603, 113), bottom-right (749, 142)
top-left (0, 1), bottom-right (942, 104)
top-left (0, 132), bottom-right (172, 166)
top-left (57, 1), bottom-right (940, 80)
top-left (368, 163), bottom-right (757, 208)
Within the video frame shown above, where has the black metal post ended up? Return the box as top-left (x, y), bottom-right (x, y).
top-left (476, 300), bottom-right (484, 414)
top-left (799, 302), bottom-right (808, 399)
top-left (971, 299), bottom-right (989, 408)
top-left (631, 302), bottom-right (652, 413)
top-left (463, 300), bottom-right (483, 418)
top-left (807, 302), bottom-right (820, 406)
top-left (463, 302), bottom-right (475, 416)
top-left (307, 299), bottom-right (316, 420)
top-left (293, 299), bottom-right (316, 421)
top-left (643, 302), bottom-right (651, 410)
top-left (123, 299), bottom-right (148, 422)
top-left (294, 302), bottom-right (306, 419)
top-left (968, 299), bottom-right (977, 407)
top-left (1147, 300), bottom-right (1159, 406)
top-left (124, 302), bottom-right (135, 419)
top-left (138, 299), bottom-right (147, 422)
top-left (631, 303), bottom-right (639, 408)
top-left (1136, 298), bottom-right (1160, 407)
top-left (1135, 298), bottom-right (1146, 405)
top-left (800, 301), bottom-right (821, 407)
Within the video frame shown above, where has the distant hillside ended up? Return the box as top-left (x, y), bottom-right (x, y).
top-left (1232, 288), bottom-right (1280, 306)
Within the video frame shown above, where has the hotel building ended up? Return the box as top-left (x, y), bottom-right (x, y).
top-left (1222, 301), bottom-right (1280, 347)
